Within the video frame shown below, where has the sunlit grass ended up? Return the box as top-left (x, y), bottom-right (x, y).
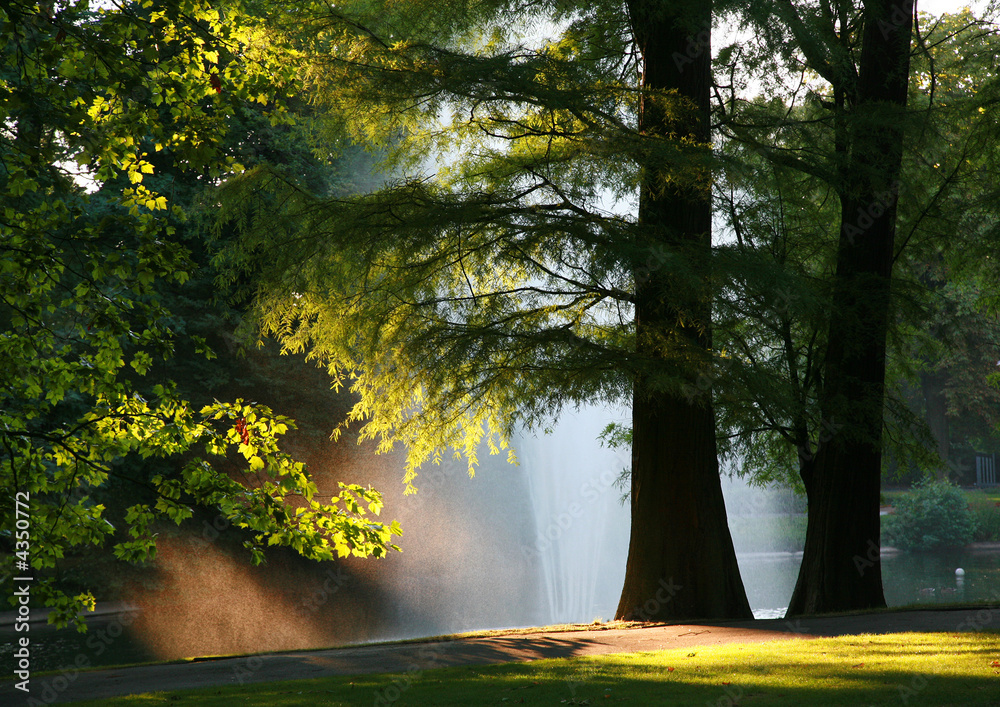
top-left (78, 631), bottom-right (1000, 706)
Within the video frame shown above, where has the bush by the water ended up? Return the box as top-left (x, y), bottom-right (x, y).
top-left (882, 480), bottom-right (977, 551)
top-left (969, 493), bottom-right (1000, 542)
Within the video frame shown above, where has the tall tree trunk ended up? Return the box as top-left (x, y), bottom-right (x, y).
top-left (787, 0), bottom-right (913, 616)
top-left (616, 0), bottom-right (751, 621)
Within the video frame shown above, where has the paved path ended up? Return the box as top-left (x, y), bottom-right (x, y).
top-left (4, 607), bottom-right (999, 705)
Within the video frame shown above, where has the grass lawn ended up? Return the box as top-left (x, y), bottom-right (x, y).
top-left (727, 514), bottom-right (807, 553)
top-left (882, 488), bottom-right (1000, 506)
top-left (77, 631), bottom-right (1000, 706)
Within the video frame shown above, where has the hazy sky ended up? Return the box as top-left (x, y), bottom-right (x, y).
top-left (918, 0), bottom-right (991, 17)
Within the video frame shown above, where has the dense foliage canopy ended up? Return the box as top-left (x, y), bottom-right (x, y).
top-left (1, 0), bottom-right (399, 627)
top-left (5, 0), bottom-right (1000, 626)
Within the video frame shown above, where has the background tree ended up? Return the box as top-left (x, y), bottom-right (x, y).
top-left (719, 1), bottom-right (1000, 613)
top-left (894, 9), bottom-right (1000, 479)
top-left (615, 0), bottom-right (750, 620)
top-left (217, 0), bottom-right (753, 620)
top-left (716, 0), bottom-right (913, 614)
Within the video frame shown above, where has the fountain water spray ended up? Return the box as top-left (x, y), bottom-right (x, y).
top-left (518, 406), bottom-right (631, 624)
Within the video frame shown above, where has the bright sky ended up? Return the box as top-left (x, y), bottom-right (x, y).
top-left (918, 0), bottom-right (992, 18)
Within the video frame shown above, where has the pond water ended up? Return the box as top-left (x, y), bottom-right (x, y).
top-left (883, 549), bottom-right (1000, 608)
top-left (740, 548), bottom-right (1000, 618)
top-left (0, 607), bottom-right (156, 676)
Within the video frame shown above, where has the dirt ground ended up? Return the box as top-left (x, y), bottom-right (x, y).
top-left (3, 606), bottom-right (999, 705)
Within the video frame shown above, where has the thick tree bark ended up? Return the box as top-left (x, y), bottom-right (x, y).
top-left (787, 0), bottom-right (913, 616)
top-left (616, 0), bottom-right (751, 621)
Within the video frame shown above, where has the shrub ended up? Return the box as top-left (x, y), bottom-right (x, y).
top-left (882, 480), bottom-right (977, 551)
top-left (968, 495), bottom-right (1000, 542)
